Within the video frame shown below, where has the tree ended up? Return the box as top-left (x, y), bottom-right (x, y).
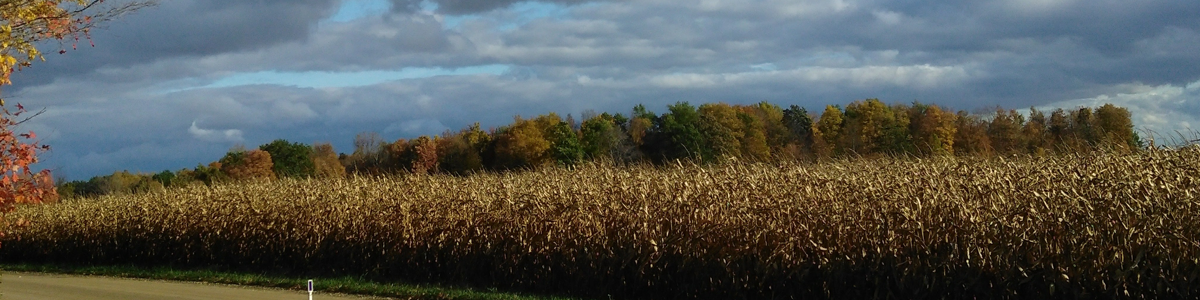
top-left (150, 170), bottom-right (175, 187)
top-left (881, 103), bottom-right (914, 155)
top-left (190, 162), bottom-right (227, 186)
top-left (1023, 107), bottom-right (1049, 155)
top-left (394, 136), bottom-right (436, 174)
top-left (813, 105), bottom-right (844, 158)
top-left (698, 103), bottom-right (743, 160)
top-left (346, 132), bottom-right (386, 174)
top-left (219, 149), bottom-right (275, 181)
top-left (841, 99), bottom-right (896, 155)
top-left (987, 108), bottom-right (1025, 155)
top-left (1094, 103), bottom-right (1139, 151)
top-left (747, 102), bottom-right (790, 153)
top-left (649, 102), bottom-right (706, 162)
top-left (1, 0), bottom-right (155, 85)
top-left (908, 103), bottom-right (956, 156)
top-left (738, 110), bottom-right (771, 161)
top-left (547, 121), bottom-right (584, 166)
top-left (954, 110), bottom-right (993, 156)
top-left (781, 105), bottom-right (814, 158)
top-left (580, 113), bottom-right (621, 159)
top-left (437, 131), bottom-right (484, 175)
top-left (628, 104), bottom-right (654, 148)
top-left (260, 139), bottom-right (315, 179)
top-left (0, 103), bottom-right (54, 210)
top-left (1048, 108), bottom-right (1071, 151)
top-left (493, 116), bottom-right (552, 169)
top-left (311, 143), bottom-right (346, 178)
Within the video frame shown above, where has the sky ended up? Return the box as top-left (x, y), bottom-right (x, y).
top-left (7, 0), bottom-right (1200, 180)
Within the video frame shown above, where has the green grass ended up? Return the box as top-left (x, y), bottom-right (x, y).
top-left (0, 264), bottom-right (583, 300)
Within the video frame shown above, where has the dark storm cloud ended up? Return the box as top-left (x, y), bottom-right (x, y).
top-left (12, 0), bottom-right (338, 88)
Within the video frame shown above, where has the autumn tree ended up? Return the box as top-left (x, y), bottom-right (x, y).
top-left (1, 1), bottom-right (155, 228)
top-left (781, 105), bottom-right (814, 158)
top-left (406, 136), bottom-right (438, 174)
top-left (219, 149), bottom-right (275, 181)
top-left (437, 124), bottom-right (489, 175)
top-left (908, 103), bottom-right (956, 156)
top-left (493, 115), bottom-right (552, 169)
top-left (954, 110), bottom-right (993, 156)
top-left (311, 142), bottom-right (346, 178)
top-left (987, 108), bottom-right (1025, 155)
top-left (1094, 103), bottom-right (1140, 151)
top-left (697, 103), bottom-right (743, 160)
top-left (841, 99), bottom-right (899, 156)
top-left (2, 0), bottom-right (153, 213)
top-left (627, 104), bottom-right (655, 150)
top-left (0, 104), bottom-right (54, 209)
top-left (1048, 108), bottom-right (1071, 151)
top-left (742, 102), bottom-right (790, 154)
top-left (813, 105), bottom-right (844, 158)
top-left (738, 110), bottom-right (771, 161)
top-left (1023, 107), bottom-right (1049, 155)
top-left (260, 139), bottom-right (315, 179)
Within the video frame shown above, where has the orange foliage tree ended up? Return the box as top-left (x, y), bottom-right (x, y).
top-left (1, 0), bottom-right (154, 245)
top-left (0, 103), bottom-right (54, 209)
top-left (219, 149), bottom-right (276, 181)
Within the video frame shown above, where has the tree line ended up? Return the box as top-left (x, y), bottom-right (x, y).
top-left (57, 99), bottom-right (1141, 199)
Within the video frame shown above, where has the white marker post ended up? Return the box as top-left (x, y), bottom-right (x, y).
top-left (308, 280), bottom-right (314, 300)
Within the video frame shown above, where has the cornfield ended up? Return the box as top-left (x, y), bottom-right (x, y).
top-left (3, 150), bottom-right (1199, 299)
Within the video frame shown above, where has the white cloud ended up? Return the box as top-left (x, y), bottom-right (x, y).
top-left (649, 64), bottom-right (972, 90)
top-left (1004, 0), bottom-right (1078, 15)
top-left (189, 121), bottom-right (245, 143)
top-left (872, 10), bottom-right (903, 26)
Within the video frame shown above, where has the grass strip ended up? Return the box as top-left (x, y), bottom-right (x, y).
top-left (0, 264), bottom-right (581, 300)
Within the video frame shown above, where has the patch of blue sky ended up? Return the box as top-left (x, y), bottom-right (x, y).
top-left (498, 2), bottom-right (572, 30)
top-left (326, 0), bottom-right (392, 22)
top-left (443, 2), bottom-right (573, 31)
top-left (176, 65), bottom-right (511, 91)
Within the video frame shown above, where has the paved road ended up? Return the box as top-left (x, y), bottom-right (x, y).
top-left (1, 272), bottom-right (378, 300)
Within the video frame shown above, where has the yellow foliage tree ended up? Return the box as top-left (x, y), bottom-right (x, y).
top-left (311, 143), bottom-right (346, 178)
top-left (494, 116), bottom-right (552, 169)
top-left (814, 105), bottom-right (844, 158)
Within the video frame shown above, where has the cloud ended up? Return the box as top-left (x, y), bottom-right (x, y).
top-left (390, 0), bottom-right (605, 15)
top-left (189, 121), bottom-right (245, 143)
top-left (7, 0), bottom-right (1200, 180)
